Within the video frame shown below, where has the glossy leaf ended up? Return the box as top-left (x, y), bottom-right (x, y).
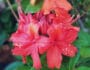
top-left (5, 61), bottom-right (23, 70)
top-left (74, 31), bottom-right (90, 48)
top-left (69, 52), bottom-right (80, 70)
top-left (16, 65), bottom-right (30, 70)
top-left (80, 47), bottom-right (90, 58)
top-left (76, 66), bottom-right (90, 70)
top-left (22, 0), bottom-right (43, 13)
top-left (0, 32), bottom-right (8, 46)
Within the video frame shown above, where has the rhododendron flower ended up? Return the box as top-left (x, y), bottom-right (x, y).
top-left (42, 0), bottom-right (72, 14)
top-left (10, 9), bottom-right (50, 69)
top-left (10, 0), bottom-right (79, 69)
top-left (46, 24), bottom-right (79, 69)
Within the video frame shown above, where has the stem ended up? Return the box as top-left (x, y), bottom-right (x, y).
top-left (6, 0), bottom-right (18, 21)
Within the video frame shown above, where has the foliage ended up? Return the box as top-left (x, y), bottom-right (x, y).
top-left (4, 61), bottom-right (23, 70)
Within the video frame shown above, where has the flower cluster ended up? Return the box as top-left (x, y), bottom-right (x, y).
top-left (10, 0), bottom-right (79, 69)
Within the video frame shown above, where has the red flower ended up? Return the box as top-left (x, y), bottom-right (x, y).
top-left (46, 24), bottom-right (79, 69)
top-left (10, 2), bottom-right (79, 69)
top-left (10, 10), bottom-right (50, 69)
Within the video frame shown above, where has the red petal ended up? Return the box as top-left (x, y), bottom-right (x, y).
top-left (47, 24), bottom-right (61, 41)
top-left (12, 46), bottom-right (31, 64)
top-left (61, 43), bottom-right (78, 57)
top-left (42, 0), bottom-right (72, 14)
top-left (39, 16), bottom-right (49, 35)
top-left (18, 18), bottom-right (39, 36)
top-left (38, 36), bottom-right (50, 54)
top-left (12, 46), bottom-right (28, 55)
top-left (31, 47), bottom-right (42, 69)
top-left (47, 46), bottom-right (62, 69)
top-left (62, 26), bottom-right (79, 43)
top-left (28, 23), bottom-right (39, 38)
top-left (25, 36), bottom-right (50, 55)
top-left (53, 8), bottom-right (73, 24)
top-left (12, 47), bottom-right (23, 55)
top-left (10, 32), bottom-right (32, 47)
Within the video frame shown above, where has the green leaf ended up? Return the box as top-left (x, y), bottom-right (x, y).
top-left (22, 0), bottom-right (43, 13)
top-left (0, 10), bottom-right (10, 23)
top-left (26, 56), bottom-right (33, 66)
top-left (15, 56), bottom-right (22, 60)
top-left (5, 61), bottom-right (23, 70)
top-left (30, 67), bottom-right (35, 70)
top-left (0, 32), bottom-right (8, 46)
top-left (16, 65), bottom-right (30, 70)
top-left (60, 65), bottom-right (68, 70)
top-left (74, 31), bottom-right (90, 48)
top-left (69, 53), bottom-right (80, 70)
top-left (76, 66), bottom-right (90, 70)
top-left (17, 65), bottom-right (35, 70)
top-left (80, 47), bottom-right (90, 58)
top-left (76, 58), bottom-right (90, 67)
top-left (7, 4), bottom-right (17, 11)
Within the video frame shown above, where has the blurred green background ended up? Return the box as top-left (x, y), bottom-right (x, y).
top-left (0, 0), bottom-right (90, 70)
